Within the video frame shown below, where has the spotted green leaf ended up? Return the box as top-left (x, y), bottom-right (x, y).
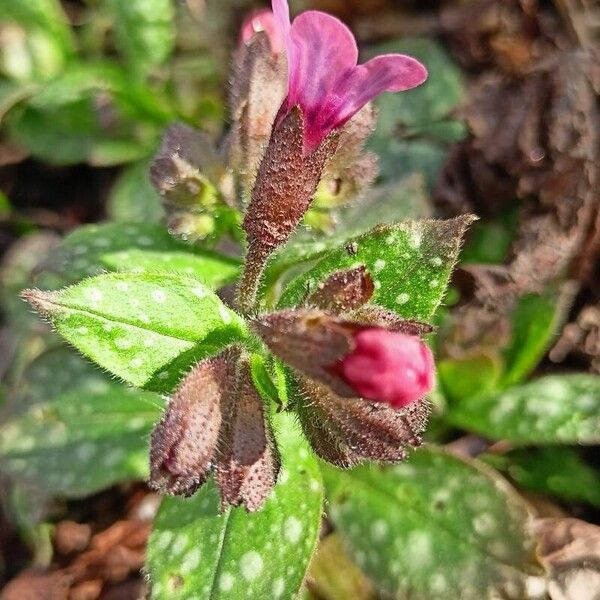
top-left (0, 379), bottom-right (163, 497)
top-left (448, 374), bottom-right (600, 445)
top-left (12, 347), bottom-right (109, 413)
top-left (279, 216), bottom-right (474, 321)
top-left (24, 272), bottom-right (247, 390)
top-left (146, 413), bottom-right (323, 600)
top-left (35, 222), bottom-right (239, 290)
top-left (324, 447), bottom-right (539, 600)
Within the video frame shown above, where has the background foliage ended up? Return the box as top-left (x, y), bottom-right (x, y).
top-left (0, 1), bottom-right (599, 599)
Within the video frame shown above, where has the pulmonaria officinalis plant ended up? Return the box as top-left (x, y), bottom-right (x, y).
top-left (21, 0), bottom-right (474, 588)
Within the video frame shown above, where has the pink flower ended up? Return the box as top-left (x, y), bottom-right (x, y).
top-left (272, 0), bottom-right (428, 153)
top-left (338, 329), bottom-right (434, 408)
top-left (240, 9), bottom-right (285, 54)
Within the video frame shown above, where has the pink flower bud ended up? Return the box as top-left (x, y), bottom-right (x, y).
top-left (240, 9), bottom-right (285, 54)
top-left (338, 329), bottom-right (434, 408)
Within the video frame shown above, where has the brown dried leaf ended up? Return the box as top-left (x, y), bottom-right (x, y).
top-left (438, 48), bottom-right (599, 294)
top-left (149, 350), bottom-right (237, 497)
top-left (550, 304), bottom-right (600, 372)
top-left (0, 570), bottom-right (73, 600)
top-left (436, 46), bottom-right (599, 358)
top-left (216, 359), bottom-right (280, 512)
top-left (53, 521), bottom-right (91, 555)
top-left (554, 0), bottom-right (600, 46)
top-left (533, 518), bottom-right (600, 600)
top-left (441, 0), bottom-right (564, 74)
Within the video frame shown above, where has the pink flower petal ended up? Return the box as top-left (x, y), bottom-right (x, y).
top-left (270, 0), bottom-right (428, 152)
top-left (272, 0), bottom-right (291, 40)
top-left (240, 9), bottom-right (285, 54)
top-left (332, 54), bottom-right (428, 128)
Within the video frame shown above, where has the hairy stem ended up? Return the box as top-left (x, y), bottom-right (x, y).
top-left (236, 244), bottom-right (269, 315)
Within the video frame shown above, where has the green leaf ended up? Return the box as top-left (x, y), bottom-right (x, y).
top-left (369, 138), bottom-right (448, 190)
top-left (13, 347), bottom-right (108, 412)
top-left (7, 100), bottom-right (153, 166)
top-left (364, 39), bottom-right (466, 189)
top-left (501, 286), bottom-right (575, 387)
top-left (26, 63), bottom-right (172, 123)
top-left (324, 447), bottom-right (538, 600)
top-left (438, 351), bottom-right (503, 403)
top-left (146, 413), bottom-right (323, 600)
top-left (448, 375), bottom-right (600, 444)
top-left (106, 0), bottom-right (175, 75)
top-left (107, 159), bottom-right (165, 224)
top-left (36, 222), bottom-right (239, 289)
top-left (24, 272), bottom-right (247, 390)
top-left (0, 379), bottom-right (163, 497)
top-left (0, 0), bottom-right (75, 80)
top-left (249, 354), bottom-right (280, 406)
top-left (484, 447), bottom-right (600, 508)
top-left (279, 216), bottom-right (474, 321)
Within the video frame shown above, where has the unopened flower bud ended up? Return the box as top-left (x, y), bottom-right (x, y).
top-left (336, 329), bottom-right (434, 408)
top-left (149, 351), bottom-right (235, 497)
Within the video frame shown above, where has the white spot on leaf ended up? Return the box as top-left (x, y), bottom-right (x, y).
top-left (284, 517), bottom-right (302, 544)
top-left (180, 548), bottom-right (201, 574)
top-left (240, 551), bottom-right (263, 581)
top-left (396, 293), bottom-right (410, 305)
top-left (219, 572), bottom-right (234, 591)
top-left (370, 519), bottom-right (388, 541)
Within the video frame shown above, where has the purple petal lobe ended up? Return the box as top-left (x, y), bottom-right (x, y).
top-left (269, 0), bottom-right (428, 153)
top-left (333, 55), bottom-right (428, 127)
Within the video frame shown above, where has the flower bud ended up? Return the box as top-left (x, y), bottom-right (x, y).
top-left (238, 108), bottom-right (338, 312)
top-left (216, 359), bottom-right (280, 512)
top-left (294, 375), bottom-right (430, 467)
top-left (149, 351), bottom-right (236, 497)
top-left (337, 329), bottom-right (434, 408)
top-left (304, 265), bottom-right (374, 314)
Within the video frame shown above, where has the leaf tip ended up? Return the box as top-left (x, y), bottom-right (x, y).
top-left (20, 288), bottom-right (58, 317)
